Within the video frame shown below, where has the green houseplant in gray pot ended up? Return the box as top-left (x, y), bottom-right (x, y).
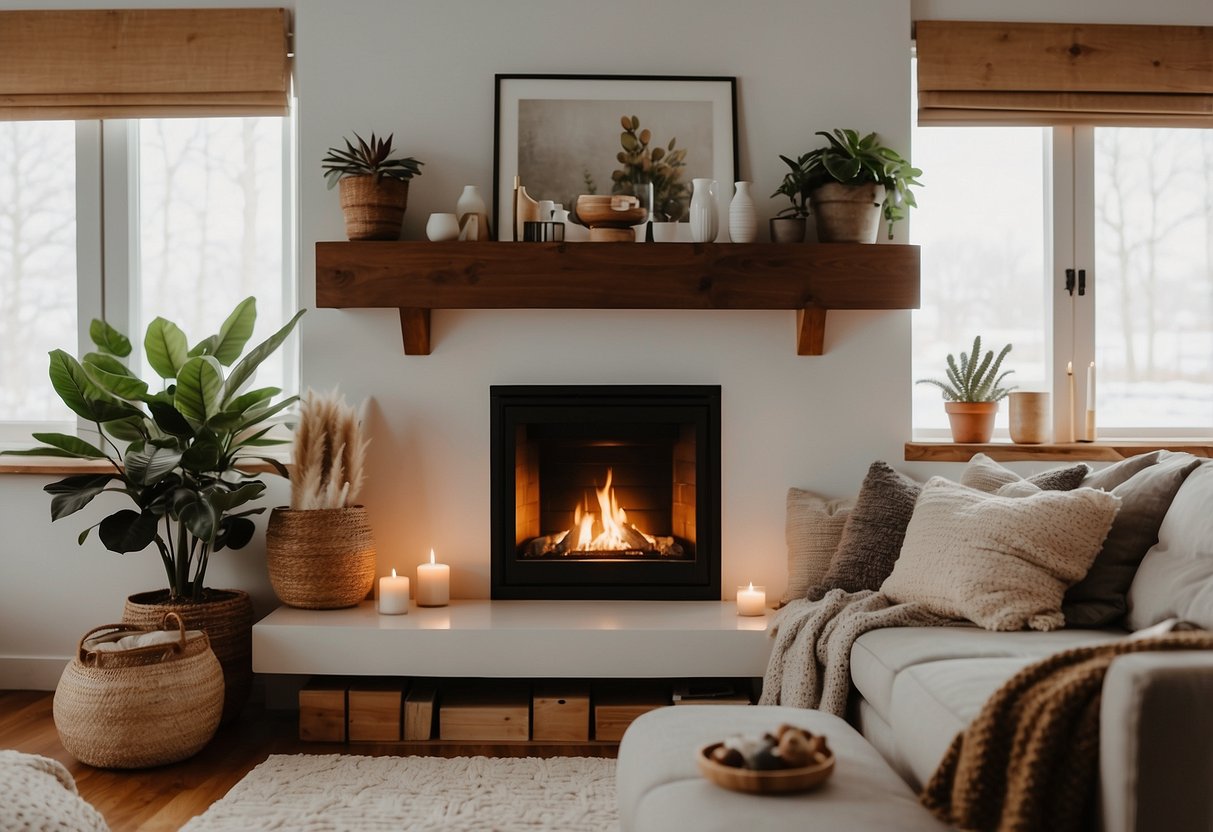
top-left (769, 152), bottom-right (813, 243)
top-left (799, 129), bottom-right (922, 242)
top-left (917, 336), bottom-right (1015, 443)
top-left (4, 297), bottom-right (304, 722)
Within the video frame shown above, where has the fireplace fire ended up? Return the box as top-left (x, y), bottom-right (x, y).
top-left (491, 385), bottom-right (720, 600)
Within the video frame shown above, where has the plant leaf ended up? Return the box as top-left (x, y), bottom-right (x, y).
top-left (48, 350), bottom-right (137, 422)
top-left (31, 432), bottom-right (106, 459)
top-left (125, 445), bottom-right (183, 486)
top-left (89, 319), bottom-right (132, 357)
top-left (83, 362), bottom-right (149, 401)
top-left (223, 309), bottom-right (305, 405)
top-left (148, 400), bottom-right (194, 438)
top-left (103, 416), bottom-right (148, 442)
top-left (175, 355), bottom-right (224, 428)
top-left (144, 318), bottom-right (189, 379)
top-left (98, 509), bottom-right (159, 553)
top-left (215, 516), bottom-right (256, 551)
top-left (45, 474), bottom-right (117, 520)
top-left (212, 297), bottom-right (258, 366)
top-left (180, 499), bottom-right (218, 544)
top-left (181, 438), bottom-right (223, 472)
top-left (188, 335), bottom-right (220, 358)
top-left (248, 455), bottom-right (290, 479)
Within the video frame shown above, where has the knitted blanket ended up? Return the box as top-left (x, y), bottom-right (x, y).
top-left (921, 631), bottom-right (1213, 832)
top-left (0, 750), bottom-right (109, 831)
top-left (758, 589), bottom-right (951, 716)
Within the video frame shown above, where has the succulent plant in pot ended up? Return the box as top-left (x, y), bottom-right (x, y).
top-left (769, 152), bottom-right (813, 243)
top-left (797, 129), bottom-right (922, 242)
top-left (265, 389), bottom-right (376, 610)
top-left (322, 131), bottom-right (424, 241)
top-left (3, 297), bottom-right (304, 721)
top-left (917, 336), bottom-right (1016, 444)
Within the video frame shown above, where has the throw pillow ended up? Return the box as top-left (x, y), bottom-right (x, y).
top-left (960, 453), bottom-right (1090, 494)
top-left (806, 461), bottom-right (920, 600)
top-left (781, 489), bottom-right (853, 605)
top-left (881, 477), bottom-right (1121, 631)
top-left (1082, 450), bottom-right (1166, 492)
top-left (1063, 453), bottom-right (1202, 628)
top-left (1127, 461), bottom-right (1213, 632)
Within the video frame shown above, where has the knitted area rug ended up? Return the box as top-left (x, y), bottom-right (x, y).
top-left (182, 754), bottom-right (618, 831)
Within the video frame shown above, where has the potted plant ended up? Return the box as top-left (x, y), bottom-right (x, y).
top-left (323, 131), bottom-right (424, 241)
top-left (796, 129), bottom-right (922, 242)
top-left (4, 298), bottom-right (304, 722)
top-left (917, 336), bottom-right (1015, 443)
top-left (265, 389), bottom-right (375, 609)
top-left (769, 152), bottom-right (812, 243)
top-left (611, 115), bottom-right (690, 231)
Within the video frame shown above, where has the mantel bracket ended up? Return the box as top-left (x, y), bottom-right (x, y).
top-left (400, 308), bottom-right (432, 355)
top-left (796, 305), bottom-right (828, 356)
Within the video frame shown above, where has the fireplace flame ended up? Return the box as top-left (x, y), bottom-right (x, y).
top-left (565, 467), bottom-right (657, 552)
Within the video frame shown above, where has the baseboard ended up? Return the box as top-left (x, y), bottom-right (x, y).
top-left (0, 656), bottom-right (69, 690)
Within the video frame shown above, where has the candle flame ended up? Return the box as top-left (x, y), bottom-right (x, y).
top-left (747, 581), bottom-right (754, 591)
top-left (391, 568), bottom-right (397, 578)
top-left (1089, 361), bottom-right (1095, 369)
top-left (1067, 361), bottom-right (1073, 373)
top-left (429, 549), bottom-right (436, 565)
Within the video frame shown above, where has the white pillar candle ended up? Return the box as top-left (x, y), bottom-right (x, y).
top-left (416, 548), bottom-right (450, 607)
top-left (1065, 361), bottom-right (1076, 443)
top-left (378, 568), bottom-right (410, 615)
top-left (736, 583), bottom-right (766, 617)
top-left (1086, 361), bottom-right (1097, 441)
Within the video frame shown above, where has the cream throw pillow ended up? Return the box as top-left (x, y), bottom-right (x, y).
top-left (961, 453), bottom-right (1089, 495)
top-left (781, 488), bottom-right (853, 604)
top-left (882, 477), bottom-right (1121, 631)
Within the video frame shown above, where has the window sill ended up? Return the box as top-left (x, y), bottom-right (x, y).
top-left (0, 456), bottom-right (289, 476)
top-left (905, 440), bottom-right (1213, 463)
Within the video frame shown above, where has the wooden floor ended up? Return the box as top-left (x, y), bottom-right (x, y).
top-left (0, 690), bottom-right (615, 832)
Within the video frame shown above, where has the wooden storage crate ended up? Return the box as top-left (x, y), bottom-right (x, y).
top-left (299, 677), bottom-right (347, 742)
top-left (533, 682), bottom-right (590, 742)
top-left (348, 679), bottom-right (406, 742)
top-left (593, 684), bottom-right (670, 742)
top-left (439, 683), bottom-right (530, 741)
top-left (405, 679), bottom-right (438, 741)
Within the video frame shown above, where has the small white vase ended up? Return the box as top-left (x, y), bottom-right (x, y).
top-left (455, 185), bottom-right (487, 240)
top-left (426, 212), bottom-right (460, 242)
top-left (728, 181), bottom-right (757, 243)
top-left (690, 178), bottom-right (719, 243)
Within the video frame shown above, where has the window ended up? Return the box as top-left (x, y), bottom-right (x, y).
top-left (0, 116), bottom-right (294, 445)
top-left (912, 104), bottom-right (1213, 437)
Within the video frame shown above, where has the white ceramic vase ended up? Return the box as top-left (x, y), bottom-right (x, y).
top-left (426, 212), bottom-right (460, 242)
top-left (690, 178), bottom-right (719, 243)
top-left (455, 185), bottom-right (487, 240)
top-left (728, 181), bottom-right (757, 243)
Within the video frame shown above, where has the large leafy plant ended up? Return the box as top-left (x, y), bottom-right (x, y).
top-left (322, 132), bottom-right (424, 189)
top-left (794, 129), bottom-right (923, 239)
top-left (917, 336), bottom-right (1016, 403)
top-left (3, 299), bottom-right (304, 601)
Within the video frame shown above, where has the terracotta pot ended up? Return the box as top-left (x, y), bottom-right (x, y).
top-left (810, 182), bottom-right (883, 243)
top-left (945, 401), bottom-right (999, 444)
top-left (266, 506), bottom-right (376, 610)
top-left (122, 588), bottom-right (252, 724)
top-left (769, 216), bottom-right (806, 243)
top-left (338, 175), bottom-right (409, 240)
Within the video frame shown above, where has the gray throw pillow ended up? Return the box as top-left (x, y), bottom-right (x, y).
top-left (1081, 451), bottom-right (1166, 491)
top-left (960, 453), bottom-right (1089, 494)
top-left (1064, 453), bottom-right (1202, 628)
top-left (807, 461), bottom-right (920, 600)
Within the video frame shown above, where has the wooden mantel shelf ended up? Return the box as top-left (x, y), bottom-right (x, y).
top-left (315, 241), bottom-right (920, 355)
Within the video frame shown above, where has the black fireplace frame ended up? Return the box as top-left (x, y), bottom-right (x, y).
top-left (490, 385), bottom-right (721, 600)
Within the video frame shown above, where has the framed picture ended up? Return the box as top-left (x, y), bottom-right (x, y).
top-left (494, 74), bottom-right (738, 239)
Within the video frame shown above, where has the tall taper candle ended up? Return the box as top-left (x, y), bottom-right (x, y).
top-left (1065, 361), bottom-right (1076, 443)
top-left (1085, 361), bottom-right (1097, 441)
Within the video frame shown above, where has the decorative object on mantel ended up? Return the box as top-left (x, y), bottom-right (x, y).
top-left (793, 129), bottom-right (922, 242)
top-left (455, 184), bottom-right (491, 241)
top-left (3, 298), bottom-right (304, 723)
top-left (736, 582), bottom-right (766, 616)
top-left (575, 194), bottom-right (647, 242)
top-left (53, 612), bottom-right (223, 769)
top-left (494, 74), bottom-right (737, 244)
top-left (416, 548), bottom-right (450, 607)
top-left (266, 388), bottom-right (375, 610)
top-left (425, 212), bottom-right (460, 242)
top-left (378, 568), bottom-right (410, 615)
top-left (322, 132), bottom-right (424, 241)
top-left (917, 336), bottom-right (1015, 444)
top-left (690, 178), bottom-right (719, 243)
top-left (728, 181), bottom-right (757, 243)
top-left (770, 152), bottom-right (811, 243)
top-left (511, 175), bottom-right (541, 241)
top-left (1009, 391), bottom-right (1051, 444)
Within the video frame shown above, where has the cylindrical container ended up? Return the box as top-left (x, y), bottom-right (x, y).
top-left (338, 176), bottom-right (408, 241)
top-left (690, 178), bottom-right (719, 243)
top-left (1009, 392), bottom-right (1052, 444)
top-left (728, 181), bottom-right (757, 243)
top-left (426, 212), bottom-right (460, 241)
top-left (522, 221), bottom-right (565, 242)
top-left (265, 506), bottom-right (377, 610)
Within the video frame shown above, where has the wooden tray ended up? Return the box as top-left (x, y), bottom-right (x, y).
top-left (697, 742), bottom-right (835, 794)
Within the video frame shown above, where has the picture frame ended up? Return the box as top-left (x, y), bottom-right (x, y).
top-left (493, 74), bottom-right (738, 240)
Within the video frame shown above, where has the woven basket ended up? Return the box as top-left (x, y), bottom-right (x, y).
top-left (122, 589), bottom-right (252, 725)
top-left (53, 613), bottom-right (223, 769)
top-left (266, 506), bottom-right (377, 609)
top-left (338, 175), bottom-right (409, 240)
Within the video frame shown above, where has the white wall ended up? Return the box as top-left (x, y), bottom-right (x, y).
top-left (1, 0), bottom-right (1204, 688)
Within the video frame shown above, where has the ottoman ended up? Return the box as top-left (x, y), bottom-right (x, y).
top-left (617, 706), bottom-right (948, 831)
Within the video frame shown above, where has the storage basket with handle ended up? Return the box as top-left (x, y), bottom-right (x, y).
top-left (53, 612), bottom-right (224, 769)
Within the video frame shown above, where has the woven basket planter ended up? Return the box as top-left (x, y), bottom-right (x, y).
top-left (266, 506), bottom-right (377, 610)
top-left (122, 589), bottom-right (252, 725)
top-left (338, 175), bottom-right (409, 240)
top-left (53, 613), bottom-right (223, 769)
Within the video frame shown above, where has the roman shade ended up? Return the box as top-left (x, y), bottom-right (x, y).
top-left (916, 20), bottom-right (1213, 127)
top-left (0, 8), bottom-right (290, 120)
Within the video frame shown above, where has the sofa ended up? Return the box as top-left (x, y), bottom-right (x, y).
top-left (620, 452), bottom-right (1213, 831)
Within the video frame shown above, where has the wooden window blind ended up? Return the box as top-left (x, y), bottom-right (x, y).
top-left (0, 8), bottom-right (289, 120)
top-left (915, 21), bottom-right (1213, 127)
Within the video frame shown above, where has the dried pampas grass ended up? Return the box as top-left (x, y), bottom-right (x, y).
top-left (291, 389), bottom-right (369, 510)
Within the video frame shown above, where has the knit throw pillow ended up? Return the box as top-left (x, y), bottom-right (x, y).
top-left (1081, 450), bottom-right (1166, 491)
top-left (781, 489), bottom-right (854, 605)
top-left (882, 477), bottom-right (1121, 631)
top-left (960, 453), bottom-right (1090, 496)
top-left (806, 461), bottom-right (920, 601)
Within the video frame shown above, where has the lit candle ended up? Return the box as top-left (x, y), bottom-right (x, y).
top-left (378, 568), bottom-right (409, 615)
top-left (416, 548), bottom-right (450, 607)
top-left (1065, 361), bottom-right (1076, 443)
top-left (1085, 361), bottom-right (1097, 441)
top-left (736, 582), bottom-right (766, 617)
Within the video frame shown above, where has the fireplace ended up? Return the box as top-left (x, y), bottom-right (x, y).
top-left (490, 385), bottom-right (721, 600)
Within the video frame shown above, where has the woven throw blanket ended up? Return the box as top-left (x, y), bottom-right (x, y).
top-left (921, 631), bottom-right (1213, 832)
top-left (758, 589), bottom-right (950, 715)
top-left (0, 750), bottom-right (109, 831)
